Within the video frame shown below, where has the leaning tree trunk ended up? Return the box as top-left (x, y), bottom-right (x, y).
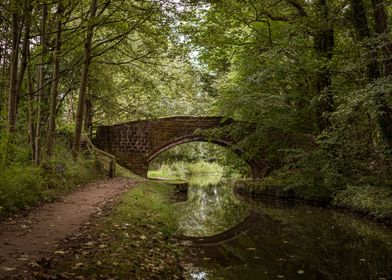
top-left (47, 1), bottom-right (63, 158)
top-left (72, 0), bottom-right (98, 158)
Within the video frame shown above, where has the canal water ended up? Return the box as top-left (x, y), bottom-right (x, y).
top-left (175, 174), bottom-right (392, 280)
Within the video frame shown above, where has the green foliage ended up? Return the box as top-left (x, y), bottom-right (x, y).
top-left (44, 140), bottom-right (105, 190)
top-left (0, 165), bottom-right (44, 215)
top-left (149, 142), bottom-right (250, 178)
top-left (0, 140), bottom-right (106, 217)
top-left (177, 0), bottom-right (392, 200)
top-left (333, 185), bottom-right (392, 219)
top-left (148, 160), bottom-right (224, 180)
top-left (187, 161), bottom-right (224, 175)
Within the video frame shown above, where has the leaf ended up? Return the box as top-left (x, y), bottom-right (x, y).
top-left (1, 267), bottom-right (16, 271)
top-left (55, 250), bottom-right (67, 255)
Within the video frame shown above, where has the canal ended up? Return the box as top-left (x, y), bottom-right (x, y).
top-left (175, 174), bottom-right (392, 280)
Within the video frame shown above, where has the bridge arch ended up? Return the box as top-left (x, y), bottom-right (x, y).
top-left (93, 116), bottom-right (265, 179)
top-left (146, 134), bottom-right (263, 179)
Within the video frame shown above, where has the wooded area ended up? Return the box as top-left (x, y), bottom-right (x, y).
top-left (0, 0), bottom-right (391, 215)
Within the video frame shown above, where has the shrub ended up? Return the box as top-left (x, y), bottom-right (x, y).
top-left (0, 165), bottom-right (44, 215)
top-left (0, 140), bottom-right (107, 217)
top-left (333, 185), bottom-right (392, 219)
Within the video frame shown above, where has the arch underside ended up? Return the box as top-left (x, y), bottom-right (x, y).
top-left (146, 135), bottom-right (263, 179)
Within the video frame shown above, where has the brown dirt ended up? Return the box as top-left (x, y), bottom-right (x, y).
top-left (0, 177), bottom-right (137, 279)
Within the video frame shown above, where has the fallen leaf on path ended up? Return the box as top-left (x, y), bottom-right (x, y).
top-left (55, 250), bottom-right (67, 255)
top-left (72, 262), bottom-right (85, 269)
top-left (1, 266), bottom-right (16, 271)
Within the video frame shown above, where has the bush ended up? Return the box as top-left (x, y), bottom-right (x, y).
top-left (0, 165), bottom-right (44, 215)
top-left (333, 185), bottom-right (392, 219)
top-left (148, 160), bottom-right (224, 180)
top-left (187, 161), bottom-right (223, 175)
top-left (0, 140), bottom-right (107, 217)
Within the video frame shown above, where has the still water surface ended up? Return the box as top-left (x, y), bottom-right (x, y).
top-left (176, 175), bottom-right (392, 280)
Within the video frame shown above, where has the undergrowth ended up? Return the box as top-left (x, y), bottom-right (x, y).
top-left (148, 160), bottom-right (224, 180)
top-left (0, 141), bottom-right (107, 217)
top-left (333, 185), bottom-right (392, 219)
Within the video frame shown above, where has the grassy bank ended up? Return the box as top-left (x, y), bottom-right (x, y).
top-left (148, 160), bottom-right (224, 180)
top-left (37, 180), bottom-right (184, 279)
top-left (235, 171), bottom-right (392, 220)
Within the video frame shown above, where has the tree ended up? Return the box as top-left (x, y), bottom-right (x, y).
top-left (72, 0), bottom-right (98, 157)
top-left (34, 2), bottom-right (48, 165)
top-left (370, 0), bottom-right (392, 156)
top-left (47, 1), bottom-right (63, 157)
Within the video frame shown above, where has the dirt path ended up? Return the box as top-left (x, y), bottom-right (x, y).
top-left (0, 177), bottom-right (137, 278)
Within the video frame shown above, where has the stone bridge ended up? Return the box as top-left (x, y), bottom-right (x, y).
top-left (93, 116), bottom-right (265, 178)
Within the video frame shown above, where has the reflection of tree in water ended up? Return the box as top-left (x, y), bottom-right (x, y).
top-left (178, 175), bottom-right (250, 237)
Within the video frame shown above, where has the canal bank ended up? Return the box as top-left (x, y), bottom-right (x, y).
top-left (235, 176), bottom-right (392, 223)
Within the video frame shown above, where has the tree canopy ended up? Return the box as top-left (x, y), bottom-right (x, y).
top-left (0, 0), bottom-right (391, 192)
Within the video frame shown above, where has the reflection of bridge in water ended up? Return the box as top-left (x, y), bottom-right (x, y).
top-left (93, 116), bottom-right (266, 178)
top-left (179, 211), bottom-right (261, 247)
top-left (178, 211), bottom-right (263, 267)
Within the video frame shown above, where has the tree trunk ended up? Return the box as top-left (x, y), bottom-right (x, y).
top-left (72, 0), bottom-right (98, 158)
top-left (47, 1), bottom-right (63, 158)
top-left (27, 60), bottom-right (36, 164)
top-left (350, 0), bottom-right (380, 80)
top-left (371, 0), bottom-right (392, 155)
top-left (0, 20), bottom-right (9, 114)
top-left (15, 3), bottom-right (31, 110)
top-left (35, 3), bottom-right (48, 165)
top-left (7, 7), bottom-right (20, 135)
top-left (314, 0), bottom-right (334, 132)
top-left (84, 95), bottom-right (93, 139)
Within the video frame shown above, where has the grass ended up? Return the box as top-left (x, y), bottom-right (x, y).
top-left (39, 181), bottom-right (184, 279)
top-left (148, 160), bottom-right (224, 181)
